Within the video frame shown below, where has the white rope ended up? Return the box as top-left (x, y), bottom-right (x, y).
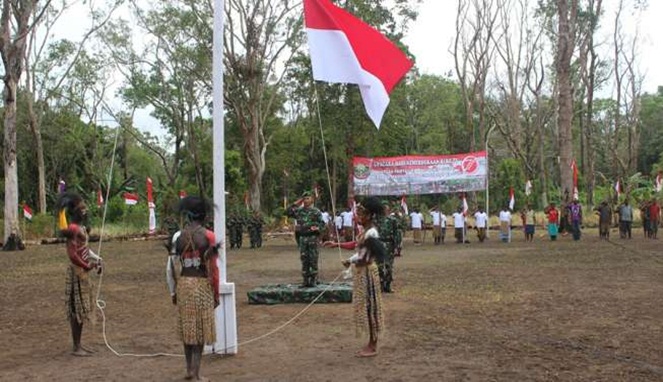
top-left (89, 118), bottom-right (351, 357)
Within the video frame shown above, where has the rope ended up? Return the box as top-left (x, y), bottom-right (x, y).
top-left (312, 83), bottom-right (347, 261)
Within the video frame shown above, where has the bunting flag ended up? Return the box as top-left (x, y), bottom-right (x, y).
top-left (656, 172), bottom-right (662, 193)
top-left (97, 189), bottom-right (104, 207)
top-left (615, 180), bottom-right (621, 198)
top-left (179, 190), bottom-right (187, 199)
top-left (147, 177), bottom-right (156, 234)
top-left (525, 180), bottom-right (532, 196)
top-left (570, 159), bottom-right (579, 200)
top-left (124, 192), bottom-right (139, 206)
top-left (303, 0), bottom-right (413, 129)
top-left (400, 195), bottom-right (409, 215)
top-left (23, 204), bottom-right (33, 220)
top-left (508, 187), bottom-right (515, 211)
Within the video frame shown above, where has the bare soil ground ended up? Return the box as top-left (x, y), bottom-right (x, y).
top-left (1, 228), bottom-right (662, 382)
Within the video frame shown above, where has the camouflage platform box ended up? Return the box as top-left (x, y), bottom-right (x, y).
top-left (247, 282), bottom-right (353, 304)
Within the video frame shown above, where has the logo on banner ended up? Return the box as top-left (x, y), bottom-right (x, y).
top-left (461, 156), bottom-right (479, 174)
top-left (353, 163), bottom-right (370, 179)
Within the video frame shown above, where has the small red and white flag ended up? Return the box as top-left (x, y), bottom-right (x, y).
top-left (178, 190), bottom-right (187, 199)
top-left (655, 172), bottom-right (662, 193)
top-left (23, 204), bottom-right (33, 220)
top-left (304, 0), bottom-right (413, 129)
top-left (97, 189), bottom-right (104, 207)
top-left (508, 187), bottom-right (515, 211)
top-left (615, 180), bottom-right (621, 198)
top-left (525, 180), bottom-right (532, 196)
top-left (570, 159), bottom-right (579, 200)
top-left (400, 195), bottom-right (408, 215)
top-left (124, 192), bottom-right (139, 206)
top-left (462, 195), bottom-right (469, 216)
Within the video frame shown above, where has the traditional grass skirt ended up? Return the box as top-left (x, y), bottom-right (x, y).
top-left (177, 277), bottom-right (216, 345)
top-left (353, 263), bottom-right (384, 339)
top-left (65, 265), bottom-right (93, 324)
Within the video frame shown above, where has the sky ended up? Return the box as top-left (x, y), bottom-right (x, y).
top-left (404, 0), bottom-right (663, 94)
top-left (51, 0), bottom-right (663, 135)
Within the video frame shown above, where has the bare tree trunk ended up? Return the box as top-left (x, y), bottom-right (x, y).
top-left (556, 0), bottom-right (577, 200)
top-left (3, 77), bottom-right (19, 242)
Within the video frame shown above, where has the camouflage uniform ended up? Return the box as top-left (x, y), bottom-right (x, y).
top-left (287, 203), bottom-right (325, 287)
top-left (247, 214), bottom-right (264, 248)
top-left (377, 214), bottom-right (399, 293)
top-left (227, 214), bottom-right (245, 249)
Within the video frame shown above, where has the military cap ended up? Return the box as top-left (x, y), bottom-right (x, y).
top-left (301, 190), bottom-right (313, 197)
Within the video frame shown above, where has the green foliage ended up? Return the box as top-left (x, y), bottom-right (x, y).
top-left (22, 214), bottom-right (56, 240)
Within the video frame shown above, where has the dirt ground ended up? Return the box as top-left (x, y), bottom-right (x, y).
top-left (1, 227), bottom-right (662, 382)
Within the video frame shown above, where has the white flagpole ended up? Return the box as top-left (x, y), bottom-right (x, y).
top-left (210, 0), bottom-right (238, 355)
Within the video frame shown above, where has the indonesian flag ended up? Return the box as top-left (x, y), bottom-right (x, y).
top-left (147, 177), bottom-right (156, 234)
top-left (304, 0), bottom-right (413, 129)
top-left (656, 172), bottom-right (662, 193)
top-left (570, 159), bottom-right (579, 200)
top-left (178, 190), bottom-right (187, 199)
top-left (400, 195), bottom-right (409, 215)
top-left (97, 189), bottom-right (104, 207)
top-left (508, 187), bottom-right (515, 211)
top-left (462, 195), bottom-right (469, 216)
top-left (23, 204), bottom-right (33, 220)
top-left (525, 180), bottom-right (532, 196)
top-left (615, 180), bottom-right (621, 198)
top-left (124, 192), bottom-right (139, 206)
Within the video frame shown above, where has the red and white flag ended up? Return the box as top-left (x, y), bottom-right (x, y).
top-left (570, 159), bottom-right (579, 200)
top-left (97, 189), bottom-right (104, 207)
top-left (614, 180), bottom-right (621, 198)
top-left (147, 177), bottom-right (156, 234)
top-left (656, 172), bottom-right (662, 193)
top-left (400, 195), bottom-right (408, 215)
top-left (462, 195), bottom-right (469, 216)
top-left (508, 187), bottom-right (515, 211)
top-left (23, 204), bottom-right (33, 220)
top-left (525, 180), bottom-right (532, 196)
top-left (124, 192), bottom-right (139, 206)
top-left (303, 0), bottom-right (413, 129)
top-left (178, 190), bottom-right (187, 199)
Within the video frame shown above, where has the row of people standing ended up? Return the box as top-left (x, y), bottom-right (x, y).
top-left (409, 206), bottom-right (489, 244)
top-left (227, 211), bottom-right (264, 249)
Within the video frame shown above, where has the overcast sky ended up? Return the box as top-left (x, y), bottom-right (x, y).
top-left (405, 0), bottom-right (663, 94)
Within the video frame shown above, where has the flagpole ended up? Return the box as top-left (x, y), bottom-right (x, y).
top-left (211, 0), bottom-right (237, 355)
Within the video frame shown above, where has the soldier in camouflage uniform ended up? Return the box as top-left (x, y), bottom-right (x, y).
top-left (247, 211), bottom-right (264, 249)
top-left (286, 191), bottom-right (326, 287)
top-left (377, 201), bottom-right (399, 293)
top-left (391, 201), bottom-right (405, 257)
top-left (227, 212), bottom-right (244, 249)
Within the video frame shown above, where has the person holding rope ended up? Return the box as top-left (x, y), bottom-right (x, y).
top-left (168, 196), bottom-right (219, 381)
top-left (324, 196), bottom-right (386, 357)
top-left (58, 192), bottom-right (103, 357)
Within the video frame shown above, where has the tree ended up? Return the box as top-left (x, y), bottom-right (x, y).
top-left (1, 0), bottom-right (48, 247)
top-left (555, 0), bottom-right (578, 203)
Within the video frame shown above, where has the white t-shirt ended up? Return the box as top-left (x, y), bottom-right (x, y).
top-left (334, 215), bottom-right (343, 230)
top-left (410, 212), bottom-right (423, 229)
top-left (341, 211), bottom-right (354, 227)
top-left (321, 211), bottom-right (330, 224)
top-left (452, 212), bottom-right (465, 228)
top-left (430, 211), bottom-right (441, 226)
top-left (474, 211), bottom-right (488, 228)
top-left (440, 213), bottom-right (447, 228)
top-left (499, 210), bottom-right (512, 223)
